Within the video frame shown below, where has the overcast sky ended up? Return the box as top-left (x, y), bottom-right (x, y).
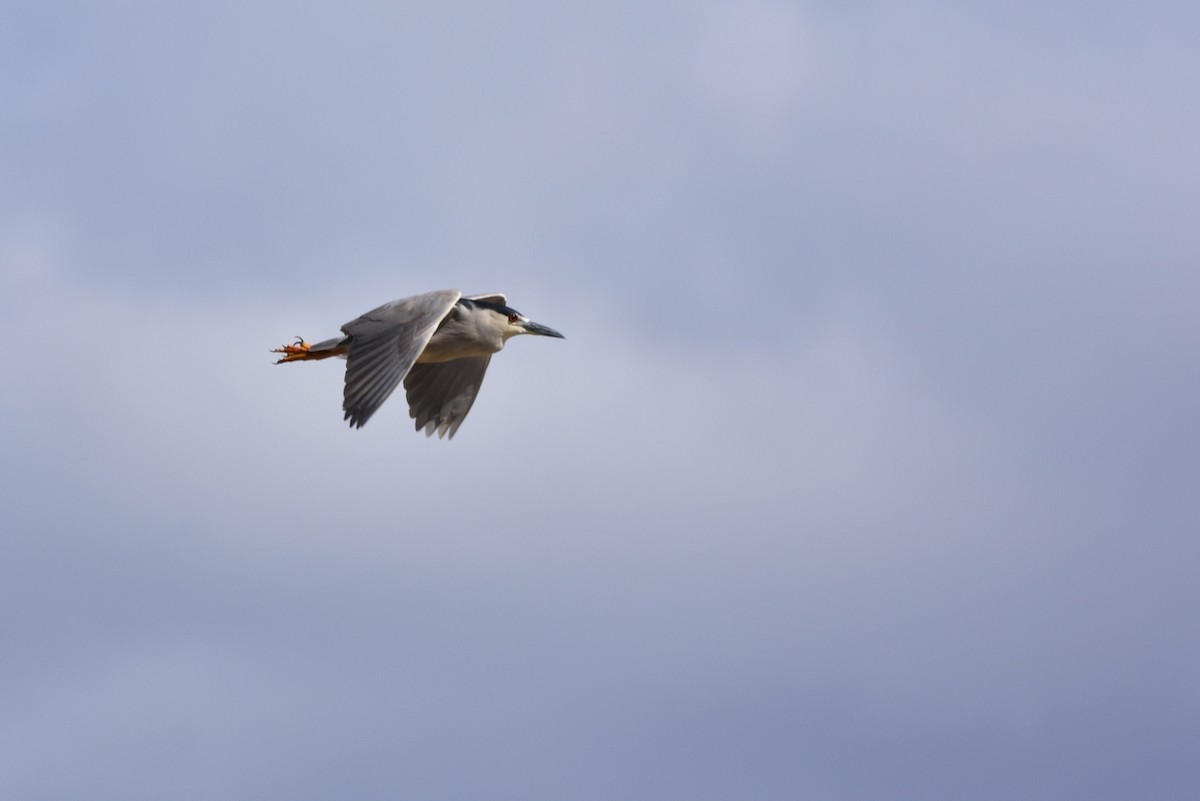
top-left (2, 1), bottom-right (1198, 799)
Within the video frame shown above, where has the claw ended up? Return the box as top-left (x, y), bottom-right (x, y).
top-left (271, 338), bottom-right (312, 364)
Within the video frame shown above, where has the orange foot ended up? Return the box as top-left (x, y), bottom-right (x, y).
top-left (271, 337), bottom-right (312, 363)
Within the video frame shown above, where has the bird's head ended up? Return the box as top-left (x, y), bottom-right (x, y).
top-left (477, 300), bottom-right (566, 343)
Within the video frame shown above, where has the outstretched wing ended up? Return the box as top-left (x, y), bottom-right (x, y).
top-left (340, 289), bottom-right (461, 428)
top-left (465, 293), bottom-right (507, 305)
top-left (403, 355), bottom-right (492, 439)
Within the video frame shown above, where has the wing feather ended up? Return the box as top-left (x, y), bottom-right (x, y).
top-left (464, 293), bottom-right (507, 305)
top-left (403, 356), bottom-right (492, 439)
top-left (340, 289), bottom-right (461, 428)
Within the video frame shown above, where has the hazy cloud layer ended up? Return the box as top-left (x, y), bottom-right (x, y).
top-left (2, 2), bottom-right (1198, 799)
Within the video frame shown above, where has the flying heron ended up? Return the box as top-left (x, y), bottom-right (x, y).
top-left (273, 289), bottom-right (564, 438)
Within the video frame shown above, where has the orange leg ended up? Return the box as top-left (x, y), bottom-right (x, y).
top-left (271, 337), bottom-right (313, 363)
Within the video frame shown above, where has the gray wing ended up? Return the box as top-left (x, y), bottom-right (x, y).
top-left (465, 293), bottom-right (507, 305)
top-left (340, 289), bottom-right (461, 428)
top-left (403, 355), bottom-right (492, 439)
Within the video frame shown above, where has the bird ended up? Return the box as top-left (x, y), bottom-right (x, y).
top-left (272, 289), bottom-right (564, 438)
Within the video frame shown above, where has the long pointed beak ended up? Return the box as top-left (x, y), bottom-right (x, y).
top-left (522, 320), bottom-right (565, 338)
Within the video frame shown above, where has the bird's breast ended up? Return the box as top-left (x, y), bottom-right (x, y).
top-left (418, 326), bottom-right (503, 363)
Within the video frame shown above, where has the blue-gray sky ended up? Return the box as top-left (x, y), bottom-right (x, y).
top-left (3, 1), bottom-right (1198, 799)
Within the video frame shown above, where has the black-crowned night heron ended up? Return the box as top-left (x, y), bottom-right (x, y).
top-left (272, 289), bottom-right (564, 438)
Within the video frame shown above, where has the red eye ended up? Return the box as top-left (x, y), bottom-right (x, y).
top-left (508, 313), bottom-right (520, 323)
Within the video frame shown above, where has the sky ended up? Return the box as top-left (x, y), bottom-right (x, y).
top-left (2, 1), bottom-right (1198, 799)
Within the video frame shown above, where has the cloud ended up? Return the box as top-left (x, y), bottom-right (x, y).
top-left (2, 2), bottom-right (1199, 799)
